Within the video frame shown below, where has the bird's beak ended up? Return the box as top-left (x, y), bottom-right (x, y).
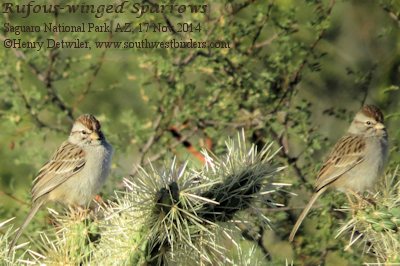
top-left (90, 132), bottom-right (100, 140)
top-left (374, 123), bottom-right (385, 130)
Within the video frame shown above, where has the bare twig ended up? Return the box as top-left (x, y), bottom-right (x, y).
top-left (252, 33), bottom-right (280, 49)
top-left (0, 190), bottom-right (29, 206)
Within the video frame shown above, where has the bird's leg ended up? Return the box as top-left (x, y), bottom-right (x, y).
top-left (68, 205), bottom-right (90, 220)
top-left (347, 189), bottom-right (363, 201)
top-left (346, 189), bottom-right (374, 209)
top-left (345, 192), bottom-right (355, 206)
top-left (345, 192), bottom-right (358, 215)
top-left (345, 189), bottom-right (365, 214)
top-left (361, 191), bottom-right (377, 206)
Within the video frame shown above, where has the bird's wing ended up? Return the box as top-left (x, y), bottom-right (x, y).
top-left (31, 141), bottom-right (86, 202)
top-left (314, 135), bottom-right (365, 191)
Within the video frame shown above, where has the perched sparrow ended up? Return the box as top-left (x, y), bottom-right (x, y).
top-left (8, 114), bottom-right (113, 254)
top-left (289, 105), bottom-right (388, 242)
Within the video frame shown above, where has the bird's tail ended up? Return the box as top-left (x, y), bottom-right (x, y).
top-left (8, 199), bottom-right (44, 256)
top-left (289, 186), bottom-right (327, 242)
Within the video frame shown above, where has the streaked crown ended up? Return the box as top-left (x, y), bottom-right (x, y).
top-left (75, 114), bottom-right (101, 131)
top-left (360, 105), bottom-right (384, 123)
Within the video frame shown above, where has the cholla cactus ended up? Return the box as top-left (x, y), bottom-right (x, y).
top-left (215, 242), bottom-right (261, 266)
top-left (32, 208), bottom-right (101, 265)
top-left (337, 166), bottom-right (400, 264)
top-left (1, 218), bottom-right (16, 265)
top-left (93, 131), bottom-right (285, 265)
top-left (1, 218), bottom-right (34, 265)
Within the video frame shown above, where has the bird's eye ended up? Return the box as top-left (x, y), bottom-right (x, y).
top-left (366, 121), bottom-right (372, 126)
top-left (81, 130), bottom-right (88, 135)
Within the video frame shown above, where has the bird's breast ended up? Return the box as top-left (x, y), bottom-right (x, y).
top-left (50, 142), bottom-right (113, 206)
top-left (81, 142), bottom-right (113, 196)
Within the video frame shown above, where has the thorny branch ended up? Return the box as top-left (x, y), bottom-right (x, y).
top-left (247, 3), bottom-right (277, 54)
top-left (43, 13), bottom-right (74, 121)
top-left (250, 0), bottom-right (336, 185)
top-left (272, 0), bottom-right (336, 114)
top-left (0, 35), bottom-right (72, 123)
top-left (2, 13), bottom-right (74, 123)
top-left (10, 76), bottom-right (65, 132)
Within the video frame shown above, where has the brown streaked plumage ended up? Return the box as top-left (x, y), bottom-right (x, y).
top-left (315, 135), bottom-right (365, 191)
top-left (8, 114), bottom-right (112, 256)
top-left (31, 142), bottom-right (86, 203)
top-left (289, 105), bottom-right (388, 242)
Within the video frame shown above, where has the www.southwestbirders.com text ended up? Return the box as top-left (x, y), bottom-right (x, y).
top-left (2, 1), bottom-right (208, 18)
top-left (3, 38), bottom-right (230, 51)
